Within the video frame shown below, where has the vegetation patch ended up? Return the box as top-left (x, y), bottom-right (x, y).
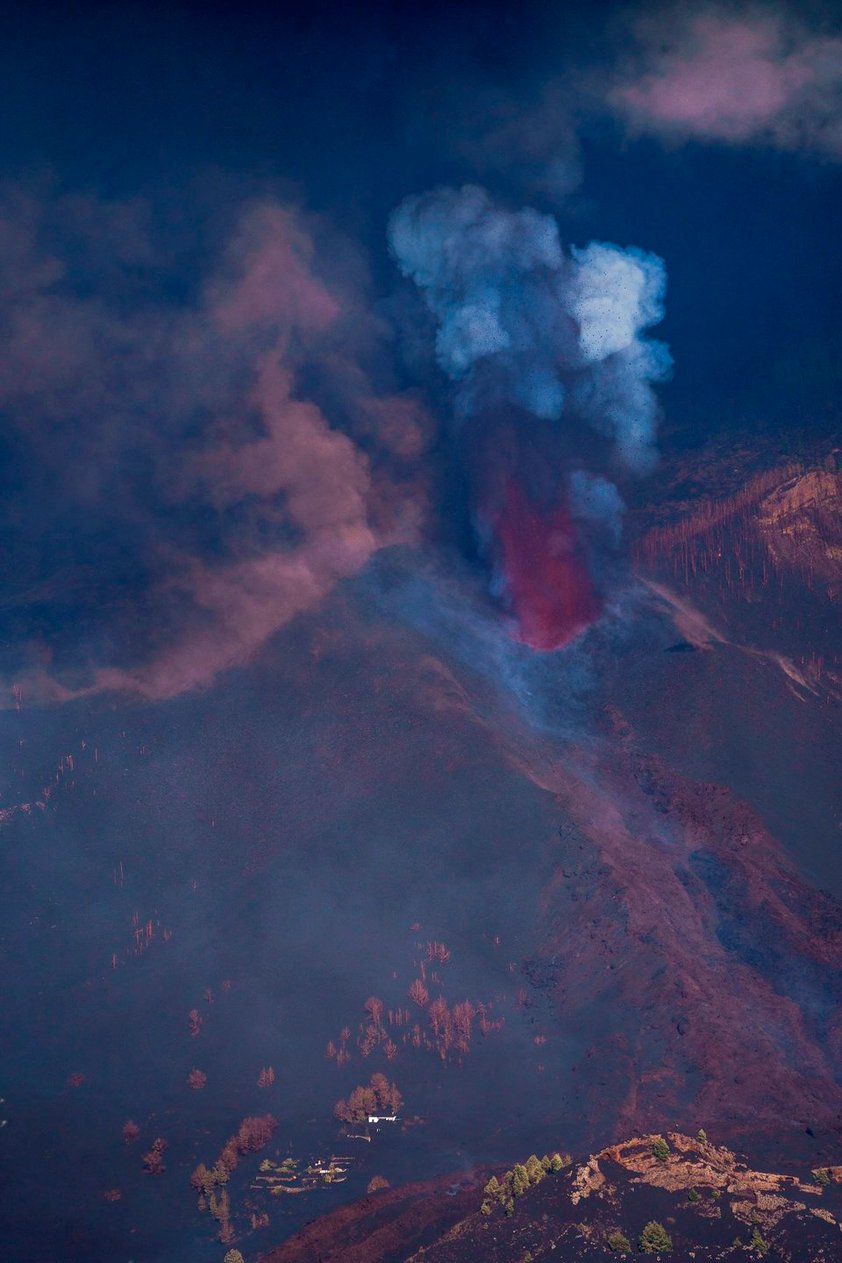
top-left (639, 1220), bottom-right (672, 1253)
top-left (481, 1151), bottom-right (571, 1215)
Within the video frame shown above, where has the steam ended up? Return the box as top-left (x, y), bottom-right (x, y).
top-left (388, 184), bottom-right (670, 472)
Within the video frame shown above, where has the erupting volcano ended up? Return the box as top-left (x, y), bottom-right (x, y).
top-left (5, 6), bottom-right (841, 1261)
top-left (492, 481), bottom-right (601, 650)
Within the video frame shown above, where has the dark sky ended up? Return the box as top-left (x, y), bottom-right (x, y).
top-left (4, 0), bottom-right (840, 411)
top-left (2, 1), bottom-right (837, 389)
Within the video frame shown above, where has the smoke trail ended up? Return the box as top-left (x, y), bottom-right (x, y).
top-left (0, 189), bottom-right (432, 701)
top-left (388, 184), bottom-right (670, 650)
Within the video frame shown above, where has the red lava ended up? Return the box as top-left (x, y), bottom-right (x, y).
top-left (492, 481), bottom-right (601, 650)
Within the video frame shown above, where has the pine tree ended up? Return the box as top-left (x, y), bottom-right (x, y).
top-left (639, 1220), bottom-right (672, 1253)
top-left (749, 1226), bottom-right (769, 1256)
top-left (511, 1163), bottom-right (530, 1196)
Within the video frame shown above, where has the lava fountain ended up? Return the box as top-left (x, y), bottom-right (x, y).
top-left (491, 480), bottom-right (601, 651)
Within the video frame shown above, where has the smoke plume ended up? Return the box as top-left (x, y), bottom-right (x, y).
top-left (0, 176), bottom-right (669, 698)
top-left (388, 184), bottom-right (670, 650)
top-left (0, 187), bottom-right (430, 700)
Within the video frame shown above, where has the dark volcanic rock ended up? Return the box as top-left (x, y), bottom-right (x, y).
top-left (262, 1133), bottom-right (842, 1263)
top-left (260, 1166), bottom-right (498, 1263)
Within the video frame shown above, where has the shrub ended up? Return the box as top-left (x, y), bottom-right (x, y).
top-left (639, 1220), bottom-right (672, 1253)
top-left (607, 1229), bottom-right (632, 1254)
top-left (813, 1167), bottom-right (831, 1187)
top-left (749, 1226), bottom-right (769, 1256)
top-left (651, 1138), bottom-right (670, 1162)
top-left (688, 1187), bottom-right (700, 1203)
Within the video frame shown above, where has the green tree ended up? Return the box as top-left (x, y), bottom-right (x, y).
top-left (651, 1138), bottom-right (670, 1162)
top-left (813, 1168), bottom-right (831, 1186)
top-left (639, 1220), bottom-right (672, 1253)
top-left (749, 1226), bottom-right (769, 1256)
top-left (223, 1253), bottom-right (245, 1263)
top-left (607, 1229), bottom-right (632, 1254)
top-left (696, 1128), bottom-right (707, 1144)
top-left (549, 1152), bottom-right (569, 1172)
top-left (525, 1154), bottom-right (544, 1184)
top-left (512, 1164), bottom-right (530, 1196)
top-left (480, 1199), bottom-right (492, 1215)
top-left (688, 1187), bottom-right (700, 1202)
top-left (484, 1175), bottom-right (500, 1197)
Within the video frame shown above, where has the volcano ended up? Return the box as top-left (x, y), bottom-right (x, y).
top-left (1, 452), bottom-right (840, 1263)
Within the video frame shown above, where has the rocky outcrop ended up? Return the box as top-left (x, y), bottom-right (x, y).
top-left (411, 1132), bottom-right (842, 1260)
top-left (632, 451), bottom-right (842, 690)
top-left (757, 468), bottom-right (842, 597)
top-left (265, 1133), bottom-right (842, 1262)
top-left (577, 1133), bottom-right (827, 1226)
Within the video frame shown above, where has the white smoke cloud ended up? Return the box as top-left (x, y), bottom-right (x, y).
top-left (569, 242), bottom-right (668, 363)
top-left (388, 184), bottom-right (670, 470)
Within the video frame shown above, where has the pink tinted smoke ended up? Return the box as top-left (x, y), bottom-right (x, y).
top-left (0, 195), bottom-right (423, 704)
top-left (612, 12), bottom-right (842, 151)
top-left (90, 527), bottom-right (378, 700)
top-left (210, 204), bottom-right (339, 334)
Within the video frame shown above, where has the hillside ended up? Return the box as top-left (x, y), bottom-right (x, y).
top-left (264, 1133), bottom-right (842, 1263)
